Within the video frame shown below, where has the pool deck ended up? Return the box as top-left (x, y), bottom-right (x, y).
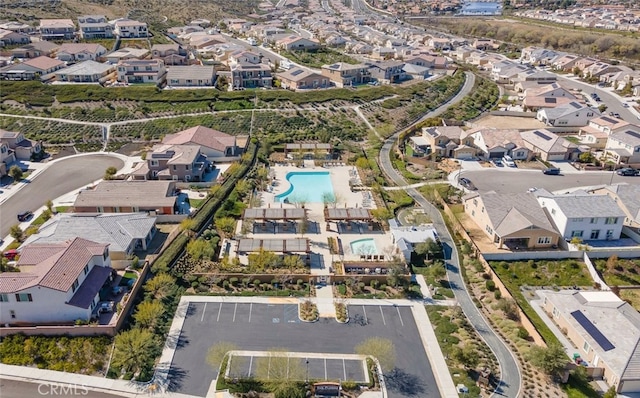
top-left (231, 164), bottom-right (394, 274)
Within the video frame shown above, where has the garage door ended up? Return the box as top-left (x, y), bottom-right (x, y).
top-left (620, 379), bottom-right (640, 393)
top-left (489, 151), bottom-right (505, 159)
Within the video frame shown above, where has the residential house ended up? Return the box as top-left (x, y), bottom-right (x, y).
top-left (11, 40), bottom-right (60, 59)
top-left (39, 19), bottom-right (75, 40)
top-left (409, 126), bottom-right (473, 159)
top-left (604, 128), bottom-right (640, 165)
top-left (151, 44), bottom-right (187, 66)
top-left (463, 191), bottom-right (561, 250)
top-left (473, 38), bottom-right (498, 51)
top-left (321, 62), bottom-right (371, 87)
top-left (277, 68), bottom-right (329, 90)
top-left (0, 237), bottom-right (111, 325)
top-left (105, 47), bottom-right (149, 63)
top-left (537, 102), bottom-right (600, 127)
top-left (161, 125), bottom-right (239, 160)
top-left (231, 63), bottom-right (272, 89)
top-left (0, 141), bottom-right (16, 177)
top-left (593, 184), bottom-right (640, 228)
top-left (370, 46), bottom-right (395, 60)
top-left (73, 180), bottom-right (179, 215)
top-left (0, 55), bottom-right (65, 80)
top-left (401, 63), bottom-right (430, 80)
top-left (0, 55), bottom-right (12, 68)
top-left (116, 59), bottom-right (166, 85)
top-left (552, 54), bottom-right (580, 71)
top-left (111, 18), bottom-right (148, 38)
top-left (166, 65), bottom-right (215, 87)
top-left (366, 60), bottom-right (406, 84)
top-left (517, 69), bottom-right (557, 84)
top-left (536, 190), bottom-right (626, 241)
top-left (0, 130), bottom-right (42, 160)
top-left (538, 290), bottom-right (640, 394)
top-left (131, 144), bottom-right (208, 182)
top-left (55, 60), bottom-right (116, 83)
top-left (228, 50), bottom-right (262, 67)
top-left (584, 62), bottom-right (624, 78)
top-left (276, 35), bottom-right (320, 52)
top-left (465, 127), bottom-right (530, 160)
top-left (389, 222), bottom-right (439, 262)
top-left (427, 37), bottom-right (451, 51)
top-left (577, 116), bottom-right (630, 148)
top-left (56, 43), bottom-right (107, 62)
top-left (574, 57), bottom-right (599, 73)
top-left (0, 29), bottom-right (30, 47)
top-left (0, 22), bottom-right (35, 34)
top-left (520, 129), bottom-right (579, 161)
top-left (21, 213), bottom-right (157, 261)
top-left (78, 15), bottom-right (114, 39)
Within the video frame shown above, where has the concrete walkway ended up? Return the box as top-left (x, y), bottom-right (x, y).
top-left (530, 299), bottom-right (577, 355)
top-left (315, 285), bottom-right (336, 317)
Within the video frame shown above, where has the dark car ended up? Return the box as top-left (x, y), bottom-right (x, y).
top-left (543, 167), bottom-right (561, 175)
top-left (459, 177), bottom-right (477, 190)
top-left (617, 168), bottom-right (638, 176)
top-left (17, 211), bottom-right (32, 222)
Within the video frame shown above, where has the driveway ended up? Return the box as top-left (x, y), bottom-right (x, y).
top-left (0, 154), bottom-right (124, 239)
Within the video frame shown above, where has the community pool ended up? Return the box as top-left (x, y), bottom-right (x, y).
top-left (350, 238), bottom-right (378, 255)
top-left (275, 171), bottom-right (335, 203)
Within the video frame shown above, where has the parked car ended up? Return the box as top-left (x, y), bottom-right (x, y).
top-left (17, 211), bottom-right (32, 222)
top-left (613, 113), bottom-right (621, 119)
top-left (543, 167), bottom-right (561, 175)
top-left (98, 301), bottom-right (115, 314)
top-left (459, 177), bottom-right (477, 190)
top-left (617, 167), bottom-right (638, 176)
top-left (502, 155), bottom-right (516, 167)
top-left (2, 249), bottom-right (19, 261)
top-left (623, 103), bottom-right (630, 108)
top-left (492, 159), bottom-right (503, 167)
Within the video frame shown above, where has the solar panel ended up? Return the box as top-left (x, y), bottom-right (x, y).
top-left (544, 98), bottom-right (557, 104)
top-left (570, 102), bottom-right (581, 109)
top-left (329, 63), bottom-right (339, 69)
top-left (626, 131), bottom-right (640, 140)
top-left (570, 310), bottom-right (615, 351)
top-left (291, 69), bottom-right (303, 76)
top-left (600, 116), bottom-right (617, 124)
top-left (533, 130), bottom-right (552, 141)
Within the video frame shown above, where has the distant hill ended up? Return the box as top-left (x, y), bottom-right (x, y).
top-left (0, 0), bottom-right (260, 28)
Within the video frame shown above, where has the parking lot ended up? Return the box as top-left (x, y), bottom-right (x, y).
top-left (170, 302), bottom-right (438, 397)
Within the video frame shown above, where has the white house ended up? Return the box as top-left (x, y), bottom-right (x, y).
top-left (389, 221), bottom-right (439, 262)
top-left (537, 102), bottom-right (600, 127)
top-left (117, 59), bottom-right (166, 85)
top-left (111, 18), bottom-right (148, 38)
top-left (465, 127), bottom-right (530, 160)
top-left (536, 190), bottom-right (626, 241)
top-left (605, 127), bottom-right (640, 165)
top-left (56, 43), bottom-right (107, 62)
top-left (0, 237), bottom-right (112, 325)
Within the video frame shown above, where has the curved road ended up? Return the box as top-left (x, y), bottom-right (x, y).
top-left (379, 71), bottom-right (522, 398)
top-left (0, 154), bottom-right (124, 239)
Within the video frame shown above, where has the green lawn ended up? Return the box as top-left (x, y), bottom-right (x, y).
top-left (413, 266), bottom-right (454, 299)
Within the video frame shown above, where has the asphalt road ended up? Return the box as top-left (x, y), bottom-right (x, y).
top-left (0, 379), bottom-right (126, 398)
top-left (0, 154), bottom-right (124, 239)
top-left (556, 75), bottom-right (638, 122)
top-left (461, 168), bottom-right (640, 195)
top-left (379, 71), bottom-right (523, 398)
top-left (171, 302), bottom-right (438, 398)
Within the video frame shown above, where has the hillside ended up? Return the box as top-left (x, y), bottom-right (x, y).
top-left (0, 0), bottom-right (260, 28)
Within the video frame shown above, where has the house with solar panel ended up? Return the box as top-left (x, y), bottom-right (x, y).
top-left (604, 127), bottom-right (640, 166)
top-left (538, 290), bottom-right (640, 393)
top-left (536, 101), bottom-right (600, 127)
top-left (0, 237), bottom-right (112, 325)
top-left (520, 129), bottom-right (579, 162)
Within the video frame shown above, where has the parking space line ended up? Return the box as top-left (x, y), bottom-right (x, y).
top-left (200, 303), bottom-right (207, 322)
top-left (233, 303), bottom-right (238, 322)
top-left (362, 306), bottom-right (368, 323)
top-left (379, 306), bottom-right (386, 325)
top-left (248, 355), bottom-right (253, 378)
top-left (396, 306), bottom-right (404, 326)
top-left (324, 358), bottom-right (327, 380)
top-left (343, 358), bottom-right (346, 381)
top-left (216, 303), bottom-right (222, 322)
top-left (249, 303), bottom-right (253, 323)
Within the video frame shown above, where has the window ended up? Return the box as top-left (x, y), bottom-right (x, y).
top-left (15, 293), bottom-right (33, 302)
top-left (84, 264), bottom-right (89, 275)
top-left (551, 208), bottom-right (556, 215)
top-left (103, 249), bottom-right (108, 260)
top-left (481, 207), bottom-right (484, 213)
top-left (173, 165), bottom-right (177, 171)
top-left (0, 294), bottom-right (8, 302)
top-left (605, 217), bottom-right (618, 224)
top-left (590, 217), bottom-right (597, 224)
top-left (552, 306), bottom-right (559, 317)
top-left (606, 230), bottom-right (614, 239)
top-left (583, 341), bottom-right (590, 353)
top-left (150, 160), bottom-right (158, 167)
top-left (590, 230), bottom-right (600, 239)
top-left (186, 165), bottom-right (190, 171)
top-left (473, 199), bottom-right (478, 206)
top-left (71, 279), bottom-right (79, 293)
top-left (571, 230), bottom-right (583, 238)
top-left (471, 210), bottom-right (475, 216)
top-left (573, 218), bottom-right (584, 222)
top-left (10, 310), bottom-right (16, 319)
top-left (537, 237), bottom-right (551, 244)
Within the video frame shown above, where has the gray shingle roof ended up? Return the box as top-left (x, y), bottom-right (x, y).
top-left (477, 192), bottom-right (558, 237)
top-left (551, 194), bottom-right (626, 218)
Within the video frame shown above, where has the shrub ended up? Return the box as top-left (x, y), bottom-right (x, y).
top-left (486, 280), bottom-right (496, 292)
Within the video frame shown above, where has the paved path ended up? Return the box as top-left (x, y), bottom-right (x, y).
top-left (377, 71), bottom-right (523, 398)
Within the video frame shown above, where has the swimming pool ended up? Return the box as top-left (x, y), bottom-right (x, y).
top-left (350, 238), bottom-right (378, 255)
top-left (275, 171), bottom-right (335, 203)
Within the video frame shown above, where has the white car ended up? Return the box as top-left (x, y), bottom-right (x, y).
top-left (502, 155), bottom-right (516, 167)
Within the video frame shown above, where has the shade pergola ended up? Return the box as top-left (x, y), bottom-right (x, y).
top-left (242, 208), bottom-right (307, 221)
top-left (324, 208), bottom-right (373, 221)
top-left (284, 142), bottom-right (332, 153)
top-left (237, 238), bottom-right (310, 254)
